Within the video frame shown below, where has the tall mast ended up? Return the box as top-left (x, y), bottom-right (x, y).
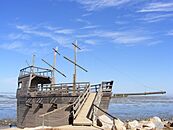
top-left (73, 40), bottom-right (77, 95)
top-left (53, 41), bottom-right (87, 95)
top-left (31, 54), bottom-right (35, 73)
top-left (52, 47), bottom-right (58, 85)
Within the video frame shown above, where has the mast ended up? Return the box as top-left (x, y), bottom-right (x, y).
top-left (31, 54), bottom-right (35, 73)
top-left (53, 41), bottom-right (87, 95)
top-left (52, 47), bottom-right (58, 85)
top-left (73, 40), bottom-right (77, 96)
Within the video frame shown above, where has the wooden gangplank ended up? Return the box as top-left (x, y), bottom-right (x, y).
top-left (74, 93), bottom-right (96, 126)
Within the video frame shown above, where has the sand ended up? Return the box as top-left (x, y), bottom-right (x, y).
top-left (2, 125), bottom-right (101, 130)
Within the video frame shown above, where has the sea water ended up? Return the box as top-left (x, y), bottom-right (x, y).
top-left (0, 93), bottom-right (173, 121)
top-left (0, 92), bottom-right (16, 119)
top-left (108, 95), bottom-right (173, 121)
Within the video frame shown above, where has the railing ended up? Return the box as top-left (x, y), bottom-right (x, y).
top-left (90, 84), bottom-right (103, 120)
top-left (91, 81), bottom-right (113, 93)
top-left (90, 81), bottom-right (115, 128)
top-left (72, 84), bottom-right (90, 119)
top-left (92, 104), bottom-right (118, 130)
top-left (36, 82), bottom-right (90, 95)
top-left (102, 81), bottom-right (113, 92)
top-left (19, 66), bottom-right (52, 77)
top-left (90, 84), bottom-right (101, 92)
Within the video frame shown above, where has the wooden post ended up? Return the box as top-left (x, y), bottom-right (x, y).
top-left (52, 47), bottom-right (58, 87)
top-left (31, 54), bottom-right (35, 73)
top-left (42, 116), bottom-right (44, 130)
top-left (73, 40), bottom-right (77, 96)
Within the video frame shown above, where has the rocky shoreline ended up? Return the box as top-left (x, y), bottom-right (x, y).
top-left (97, 116), bottom-right (173, 130)
top-left (124, 117), bottom-right (173, 130)
top-left (1, 117), bottom-right (173, 130)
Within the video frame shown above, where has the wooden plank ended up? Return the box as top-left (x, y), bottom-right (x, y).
top-left (74, 93), bottom-right (96, 126)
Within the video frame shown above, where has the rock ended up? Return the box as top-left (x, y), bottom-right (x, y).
top-left (143, 122), bottom-right (155, 129)
top-left (140, 121), bottom-right (156, 130)
top-left (170, 122), bottom-right (173, 127)
top-left (165, 121), bottom-right (173, 128)
top-left (114, 119), bottom-right (126, 130)
top-left (127, 120), bottom-right (141, 130)
top-left (98, 115), bottom-right (113, 130)
top-left (98, 115), bottom-right (126, 130)
top-left (149, 117), bottom-right (164, 130)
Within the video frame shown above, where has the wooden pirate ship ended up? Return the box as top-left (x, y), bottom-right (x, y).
top-left (16, 41), bottom-right (114, 128)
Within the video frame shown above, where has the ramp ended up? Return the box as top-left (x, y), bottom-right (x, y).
top-left (74, 93), bottom-right (96, 126)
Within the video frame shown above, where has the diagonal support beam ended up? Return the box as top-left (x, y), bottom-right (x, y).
top-left (63, 56), bottom-right (88, 72)
top-left (42, 59), bottom-right (66, 78)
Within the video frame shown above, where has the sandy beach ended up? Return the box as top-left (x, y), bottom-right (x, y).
top-left (2, 125), bottom-right (101, 130)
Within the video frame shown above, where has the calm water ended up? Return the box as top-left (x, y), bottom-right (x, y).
top-left (0, 92), bottom-right (16, 119)
top-left (0, 93), bottom-right (173, 121)
top-left (108, 95), bottom-right (173, 121)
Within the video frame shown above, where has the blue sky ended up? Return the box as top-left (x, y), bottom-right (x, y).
top-left (0, 0), bottom-right (173, 95)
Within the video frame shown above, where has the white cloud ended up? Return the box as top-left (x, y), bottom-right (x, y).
top-left (147, 41), bottom-right (161, 46)
top-left (80, 25), bottom-right (99, 29)
top-left (44, 25), bottom-right (74, 34)
top-left (2, 22), bottom-right (157, 56)
top-left (139, 13), bottom-right (173, 23)
top-left (8, 33), bottom-right (30, 40)
top-left (76, 29), bottom-right (153, 45)
top-left (16, 24), bottom-right (72, 46)
top-left (93, 30), bottom-right (152, 45)
top-left (0, 42), bottom-right (23, 50)
top-left (16, 24), bottom-right (151, 48)
top-left (167, 31), bottom-right (173, 36)
top-left (74, 0), bottom-right (131, 11)
top-left (115, 21), bottom-right (128, 25)
top-left (0, 24), bottom-right (75, 54)
top-left (138, 2), bottom-right (173, 13)
top-left (16, 24), bottom-right (36, 31)
top-left (0, 42), bottom-right (37, 55)
top-left (54, 29), bottom-right (74, 34)
top-left (76, 34), bottom-right (95, 38)
top-left (84, 39), bottom-right (97, 45)
top-left (44, 25), bottom-right (59, 31)
top-left (76, 18), bottom-right (90, 24)
top-left (82, 13), bottom-right (92, 17)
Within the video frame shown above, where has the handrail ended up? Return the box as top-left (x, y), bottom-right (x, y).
top-left (92, 104), bottom-right (118, 120)
top-left (19, 66), bottom-right (52, 77)
top-left (90, 84), bottom-right (101, 92)
top-left (90, 81), bottom-right (115, 129)
top-left (92, 104), bottom-right (118, 130)
top-left (91, 81), bottom-right (113, 93)
top-left (20, 66), bottom-right (52, 71)
top-left (37, 82), bottom-right (89, 94)
top-left (89, 83), bottom-right (102, 120)
top-left (72, 84), bottom-right (90, 119)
